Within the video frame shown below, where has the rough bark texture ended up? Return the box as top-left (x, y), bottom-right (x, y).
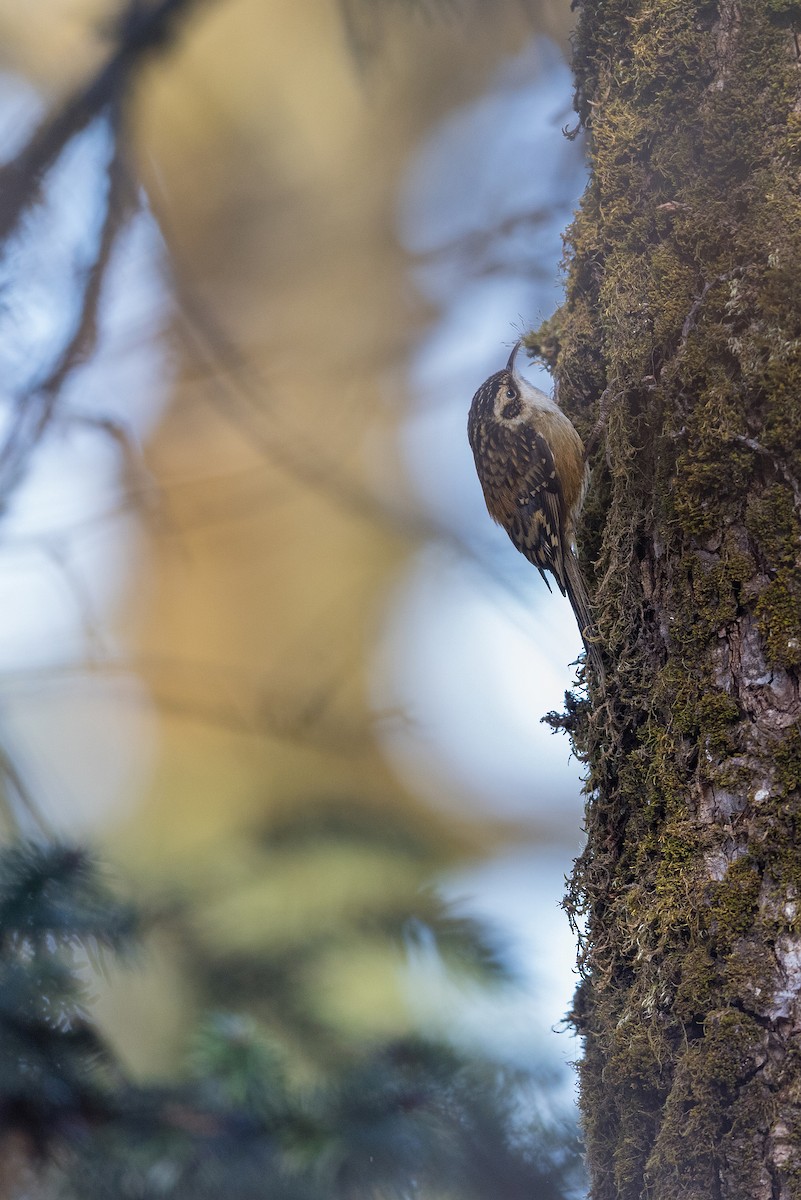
top-left (530, 2), bottom-right (801, 1197)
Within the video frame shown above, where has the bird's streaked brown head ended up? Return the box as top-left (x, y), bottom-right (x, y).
top-left (467, 345), bottom-right (526, 447)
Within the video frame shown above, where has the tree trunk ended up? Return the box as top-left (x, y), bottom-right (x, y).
top-left (547, 3), bottom-right (801, 1197)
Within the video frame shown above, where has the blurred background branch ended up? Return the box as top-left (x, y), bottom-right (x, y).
top-left (0, 0), bottom-right (208, 243)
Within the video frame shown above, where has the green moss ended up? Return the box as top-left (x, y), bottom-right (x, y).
top-left (672, 946), bottom-right (719, 1023)
top-left (653, 823), bottom-right (700, 914)
top-left (599, 1019), bottom-right (668, 1195)
top-left (774, 727), bottom-right (801, 796)
top-left (646, 1011), bottom-right (768, 1197)
top-left (689, 551), bottom-right (753, 632)
top-left (746, 485), bottom-right (798, 570)
top-left (672, 436), bottom-right (753, 540)
top-left (756, 571), bottom-right (801, 669)
top-left (722, 939), bottom-right (777, 1008)
top-left (558, 4), bottom-right (801, 1194)
top-left (697, 691), bottom-right (741, 754)
top-left (764, 0), bottom-right (801, 24)
top-left (705, 859), bottom-right (761, 948)
top-left (650, 245), bottom-right (697, 348)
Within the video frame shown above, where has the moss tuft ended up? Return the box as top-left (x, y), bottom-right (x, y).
top-left (706, 858), bottom-right (761, 949)
top-left (756, 571), bottom-right (801, 669)
top-left (774, 727), bottom-right (801, 796)
top-left (524, 313), bottom-right (562, 372)
top-left (746, 485), bottom-right (797, 570)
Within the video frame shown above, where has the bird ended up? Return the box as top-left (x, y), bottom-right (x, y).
top-left (467, 339), bottom-right (604, 684)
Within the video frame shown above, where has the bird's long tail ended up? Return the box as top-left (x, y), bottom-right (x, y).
top-left (564, 550), bottom-right (606, 688)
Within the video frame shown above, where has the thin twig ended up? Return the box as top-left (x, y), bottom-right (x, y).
top-left (0, 0), bottom-right (212, 245)
top-left (0, 118), bottom-right (133, 503)
top-left (583, 384), bottom-right (616, 462)
top-left (676, 266), bottom-right (747, 359)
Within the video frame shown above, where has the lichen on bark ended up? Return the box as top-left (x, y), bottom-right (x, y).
top-left (535, 2), bottom-right (801, 1197)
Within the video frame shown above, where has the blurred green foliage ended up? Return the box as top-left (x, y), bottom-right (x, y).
top-left (0, 838), bottom-right (584, 1199)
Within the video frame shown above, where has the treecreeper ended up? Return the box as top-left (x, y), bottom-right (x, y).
top-left (467, 340), bottom-right (604, 685)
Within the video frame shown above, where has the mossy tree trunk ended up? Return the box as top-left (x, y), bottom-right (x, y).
top-left (546, 3), bottom-right (801, 1197)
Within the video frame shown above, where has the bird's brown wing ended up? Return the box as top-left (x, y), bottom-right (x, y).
top-left (505, 426), bottom-right (568, 595)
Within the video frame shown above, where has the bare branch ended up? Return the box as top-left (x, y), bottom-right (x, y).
top-left (0, 118), bottom-right (133, 503)
top-left (0, 0), bottom-right (213, 244)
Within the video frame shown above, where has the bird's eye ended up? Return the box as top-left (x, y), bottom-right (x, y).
top-left (505, 387), bottom-right (516, 399)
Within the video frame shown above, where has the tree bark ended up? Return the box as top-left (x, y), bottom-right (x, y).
top-left (542, 3), bottom-right (801, 1197)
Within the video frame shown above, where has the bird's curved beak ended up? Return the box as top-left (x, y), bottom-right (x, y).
top-left (506, 339), bottom-right (522, 375)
